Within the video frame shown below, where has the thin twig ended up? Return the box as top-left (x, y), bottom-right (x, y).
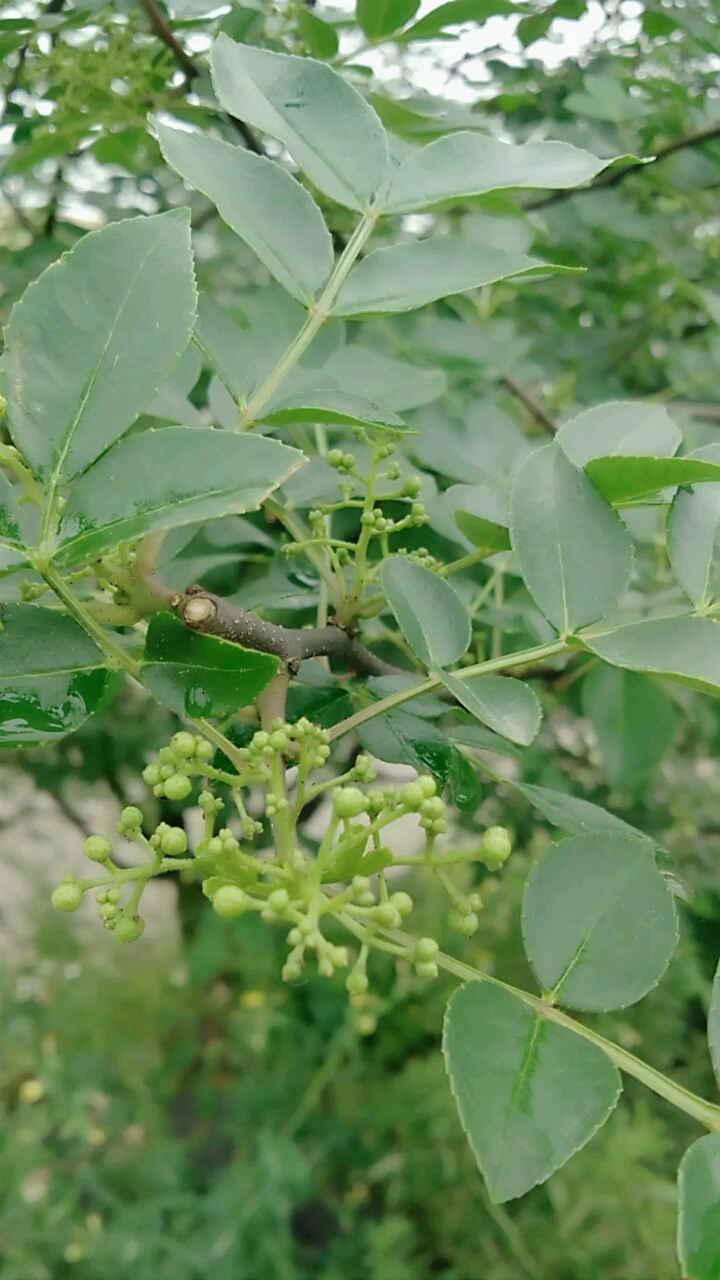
top-left (501, 373), bottom-right (557, 432)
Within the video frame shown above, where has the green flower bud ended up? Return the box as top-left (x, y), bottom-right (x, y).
top-left (415, 960), bottom-right (438, 980)
top-left (114, 916), bottom-right (145, 944)
top-left (371, 903), bottom-right (401, 929)
top-left (83, 834), bottom-right (112, 863)
top-left (269, 730), bottom-right (290, 752)
top-left (267, 888), bottom-right (289, 913)
top-left (195, 738), bottom-right (214, 761)
top-left (481, 826), bottom-right (512, 867)
top-left (418, 776), bottom-right (436, 798)
top-left (107, 887), bottom-right (121, 904)
top-left (346, 967), bottom-right (369, 995)
top-left (360, 511), bottom-right (376, 527)
top-left (142, 764), bottom-right (162, 786)
top-left (331, 945), bottom-right (349, 968)
top-left (402, 476), bottom-right (422, 498)
top-left (160, 827), bottom-right (188, 857)
top-left (119, 806), bottom-right (143, 830)
top-left (390, 891), bottom-right (413, 918)
top-left (449, 909), bottom-right (479, 936)
top-left (283, 959), bottom-right (303, 982)
top-left (160, 764), bottom-right (175, 780)
top-left (251, 731), bottom-right (270, 751)
top-left (420, 796), bottom-right (445, 821)
top-left (318, 955), bottom-right (334, 978)
top-left (98, 902), bottom-right (118, 922)
top-left (414, 936), bottom-right (438, 963)
top-left (212, 885), bottom-right (249, 918)
top-left (332, 786), bottom-right (367, 819)
top-left (163, 774), bottom-right (192, 802)
top-left (170, 731), bottom-right (197, 760)
top-left (52, 882), bottom-right (84, 913)
top-left (400, 781), bottom-right (425, 811)
top-left (207, 837), bottom-right (224, 856)
top-left (328, 448), bottom-right (344, 467)
top-left (158, 747), bottom-right (175, 765)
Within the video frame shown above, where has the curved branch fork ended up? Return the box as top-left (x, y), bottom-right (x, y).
top-left (170, 586), bottom-right (398, 677)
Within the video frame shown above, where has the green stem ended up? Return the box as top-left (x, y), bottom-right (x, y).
top-left (281, 1022), bottom-right (355, 1139)
top-left (239, 212), bottom-right (377, 429)
top-left (438, 550), bottom-right (498, 578)
top-left (328, 638), bottom-right (567, 741)
top-left (387, 932), bottom-right (720, 1133)
top-left (0, 444), bottom-right (44, 508)
top-left (39, 562), bottom-right (142, 679)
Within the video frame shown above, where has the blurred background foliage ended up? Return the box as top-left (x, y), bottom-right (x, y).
top-left (3, 0), bottom-right (720, 1274)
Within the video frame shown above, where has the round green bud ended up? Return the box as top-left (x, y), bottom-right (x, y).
top-left (420, 796), bottom-right (445, 821)
top-left (415, 960), bottom-right (439, 980)
top-left (331, 945), bottom-right (349, 968)
top-left (83, 834), bottom-right (112, 863)
top-left (170, 731), bottom-right (197, 760)
top-left (418, 776), bottom-right (436, 798)
top-left (163, 774), bottom-right (192, 802)
top-left (342, 453), bottom-right (356, 469)
top-left (400, 781), bottom-right (425, 811)
top-left (481, 826), bottom-right (512, 866)
top-left (160, 764), bottom-right (175, 780)
top-left (267, 888), bottom-right (289, 913)
top-left (449, 909), bottom-right (479, 936)
top-left (252, 731), bottom-right (270, 751)
top-left (372, 903), bottom-right (401, 929)
top-left (195, 738), bottom-right (214, 761)
top-left (158, 747), bottom-right (175, 765)
top-left (198, 790), bottom-right (215, 809)
top-left (332, 786), bottom-right (367, 819)
top-left (390, 891), bottom-right (413, 918)
top-left (346, 968), bottom-right (369, 995)
top-left (98, 902), bottom-right (118, 922)
top-left (360, 511), bottom-right (376, 527)
top-left (283, 960), bottom-right (303, 982)
top-left (107, 887), bottom-right (121, 904)
top-left (269, 730), bottom-right (289, 752)
top-left (328, 448), bottom-right (344, 467)
top-left (287, 927), bottom-right (302, 946)
top-left (114, 916), bottom-right (145, 944)
top-left (160, 827), bottom-right (188, 856)
top-left (402, 476), bottom-right (422, 498)
top-left (212, 885), bottom-right (249, 918)
top-left (207, 837), bottom-right (224, 856)
top-left (120, 806), bottom-right (143, 830)
top-left (318, 956), bottom-right (334, 978)
top-left (142, 764), bottom-right (162, 787)
top-left (52, 882), bottom-right (84, 913)
top-left (414, 936), bottom-right (438, 963)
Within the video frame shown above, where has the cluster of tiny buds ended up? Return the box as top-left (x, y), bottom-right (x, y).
top-left (359, 503), bottom-right (427, 534)
top-left (395, 546), bottom-right (439, 570)
top-left (327, 448), bottom-right (356, 473)
top-left (235, 717), bottom-right (332, 772)
top-left (142, 731), bottom-right (214, 801)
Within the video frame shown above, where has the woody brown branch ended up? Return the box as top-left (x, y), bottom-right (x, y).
top-left (170, 586), bottom-right (402, 677)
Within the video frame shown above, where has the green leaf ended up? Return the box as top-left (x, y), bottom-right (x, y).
top-left (678, 1134), bottom-right (720, 1280)
top-left (380, 557), bottom-right (471, 668)
top-left (261, 386), bottom-right (407, 431)
top-left (0, 472), bottom-right (29, 548)
top-left (440, 670), bottom-right (541, 745)
top-left (297, 7), bottom-right (339, 58)
top-left (155, 121), bottom-right (333, 305)
top-left (709, 960), bottom-right (720, 1088)
top-left (323, 835), bottom-right (394, 883)
top-left (449, 746), bottom-right (483, 812)
top-left (211, 35), bottom-right (389, 211)
top-left (357, 0), bottom-right (420, 38)
top-left (522, 832), bottom-right (678, 1010)
top-left (398, 0), bottom-right (515, 41)
top-left (514, 781), bottom-right (647, 839)
top-left (142, 612), bottom-right (279, 718)
top-left (286, 678), bottom-right (355, 728)
top-left (510, 442), bottom-right (633, 633)
top-left (0, 604), bottom-right (115, 747)
top-left (334, 240), bottom-right (573, 316)
top-left (586, 455), bottom-right (720, 506)
top-left (557, 401), bottom-right (681, 467)
top-left (446, 483), bottom-right (510, 554)
top-left (5, 210), bottom-right (196, 484)
top-left (56, 428), bottom-right (304, 566)
top-left (581, 666), bottom-right (676, 789)
top-left (384, 134), bottom-right (618, 214)
top-left (367, 674), bottom-right (449, 718)
top-left (443, 981), bottom-right (621, 1203)
top-left (581, 614), bottom-right (720, 696)
top-left (322, 346), bottom-right (445, 412)
top-left (668, 445), bottom-right (720, 607)
top-left (356, 709), bottom-right (453, 785)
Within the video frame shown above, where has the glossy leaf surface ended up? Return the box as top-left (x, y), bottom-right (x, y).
top-left (557, 401), bottom-right (680, 467)
top-left (581, 615), bottom-right (720, 695)
top-left (668, 444), bottom-right (720, 607)
top-left (510, 442), bottom-right (633, 633)
top-left (440, 670), bottom-right (541, 745)
top-left (385, 134), bottom-right (617, 214)
top-left (586, 454), bottom-right (720, 505)
top-left (211, 36), bottom-right (389, 211)
top-left (522, 833), bottom-right (677, 1010)
top-left (334, 241), bottom-right (570, 316)
top-left (444, 981), bottom-right (621, 1203)
top-left (155, 121), bottom-right (333, 304)
top-left (142, 612), bottom-right (279, 718)
top-left (0, 472), bottom-right (28, 548)
top-left (514, 781), bottom-right (646, 838)
top-left (56, 428), bottom-right (304, 566)
top-left (380, 557), bottom-right (471, 668)
top-left (261, 387), bottom-right (406, 431)
top-left (678, 1134), bottom-right (720, 1280)
top-left (0, 604), bottom-right (113, 747)
top-left (356, 709), bottom-right (453, 785)
top-left (581, 666), bottom-right (676, 790)
top-left (5, 210), bottom-right (196, 483)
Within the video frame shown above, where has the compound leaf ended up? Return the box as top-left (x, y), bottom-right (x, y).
top-left (557, 401), bottom-right (680, 467)
top-left (581, 665), bottom-right (677, 790)
top-left (581, 614), bottom-right (720, 696)
top-left (381, 557), bottom-right (471, 668)
top-left (440, 670), bottom-right (541, 745)
top-left (142, 612), bottom-right (279, 718)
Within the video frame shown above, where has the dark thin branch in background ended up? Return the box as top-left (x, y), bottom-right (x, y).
top-left (501, 373), bottom-right (558, 432)
top-left (171, 586), bottom-right (403, 677)
top-left (138, 0), bottom-right (263, 154)
top-left (526, 122), bottom-right (720, 211)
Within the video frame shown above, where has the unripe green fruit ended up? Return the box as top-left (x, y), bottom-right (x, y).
top-left (160, 764), bottom-right (175, 780)
top-left (449, 909), bottom-right (479, 936)
top-left (415, 960), bottom-right (439, 980)
top-left (83, 835), bottom-right (112, 863)
top-left (52, 882), bottom-right (84, 912)
top-left (332, 786), bottom-right (367, 819)
top-left (170, 731), bottom-right (196, 760)
top-left (114, 916), bottom-right (145, 944)
top-left (163, 774), bottom-right (192, 802)
top-left (414, 936), bottom-right (438, 963)
top-left (267, 888), bottom-right (289, 913)
top-left (142, 764), bottom-right (161, 786)
top-left (120, 806), bottom-right (143, 830)
top-left (195, 738), bottom-right (214, 761)
top-left (418, 776), bottom-right (436, 798)
top-left (346, 968), bottom-right (369, 994)
top-left (390, 891), bottom-right (413, 918)
top-left (158, 747), bottom-right (175, 765)
top-left (212, 885), bottom-right (249, 918)
top-left (482, 826), bottom-right (512, 865)
top-left (400, 781), bottom-right (425, 811)
top-left (161, 827), bottom-right (188, 856)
